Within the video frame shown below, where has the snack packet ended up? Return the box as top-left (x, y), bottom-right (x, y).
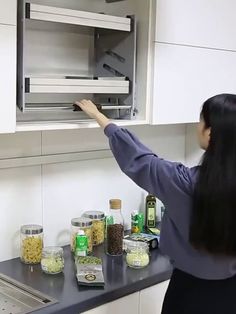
top-left (75, 256), bottom-right (105, 287)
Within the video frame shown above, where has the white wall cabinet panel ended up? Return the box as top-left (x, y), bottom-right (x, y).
top-left (0, 25), bottom-right (16, 133)
top-left (140, 280), bottom-right (169, 314)
top-left (155, 0), bottom-right (236, 51)
top-left (0, 0), bottom-right (17, 25)
top-left (82, 292), bottom-right (139, 314)
top-left (152, 43), bottom-right (236, 125)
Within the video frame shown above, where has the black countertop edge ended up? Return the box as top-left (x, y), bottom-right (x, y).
top-left (0, 245), bottom-right (173, 314)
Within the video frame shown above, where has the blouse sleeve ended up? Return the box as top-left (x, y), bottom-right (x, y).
top-left (104, 123), bottom-right (194, 206)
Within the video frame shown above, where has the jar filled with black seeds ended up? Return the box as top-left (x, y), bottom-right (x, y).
top-left (106, 199), bottom-right (124, 256)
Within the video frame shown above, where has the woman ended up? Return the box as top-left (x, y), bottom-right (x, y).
top-left (75, 94), bottom-right (236, 314)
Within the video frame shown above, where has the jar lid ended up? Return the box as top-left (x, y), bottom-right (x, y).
top-left (42, 246), bottom-right (63, 255)
top-left (83, 211), bottom-right (105, 220)
top-left (71, 217), bottom-right (93, 227)
top-left (21, 224), bottom-right (43, 235)
top-left (127, 241), bottom-right (149, 250)
top-left (109, 199), bottom-right (121, 209)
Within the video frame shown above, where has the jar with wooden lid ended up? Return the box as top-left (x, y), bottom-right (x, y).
top-left (83, 211), bottom-right (105, 246)
top-left (106, 199), bottom-right (124, 256)
top-left (71, 217), bottom-right (93, 253)
top-left (20, 224), bottom-right (43, 264)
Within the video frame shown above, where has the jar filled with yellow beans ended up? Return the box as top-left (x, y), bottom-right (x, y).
top-left (82, 211), bottom-right (105, 246)
top-left (20, 224), bottom-right (43, 264)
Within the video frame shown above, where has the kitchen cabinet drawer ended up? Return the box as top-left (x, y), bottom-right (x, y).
top-left (0, 0), bottom-right (17, 25)
top-left (0, 25), bottom-right (16, 133)
top-left (82, 292), bottom-right (139, 314)
top-left (151, 43), bottom-right (236, 125)
top-left (155, 0), bottom-right (236, 51)
top-left (140, 280), bottom-right (169, 314)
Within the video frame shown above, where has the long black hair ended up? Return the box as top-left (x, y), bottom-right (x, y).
top-left (190, 94), bottom-right (236, 256)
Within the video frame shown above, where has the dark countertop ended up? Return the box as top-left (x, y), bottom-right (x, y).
top-left (0, 245), bottom-right (172, 314)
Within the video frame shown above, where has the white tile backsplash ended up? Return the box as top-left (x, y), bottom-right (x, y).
top-left (0, 166), bottom-right (42, 261)
top-left (0, 124), bottom-right (186, 261)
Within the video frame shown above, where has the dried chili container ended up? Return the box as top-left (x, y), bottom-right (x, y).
top-left (106, 199), bottom-right (124, 256)
top-left (83, 211), bottom-right (105, 246)
top-left (20, 224), bottom-right (43, 264)
top-left (71, 217), bottom-right (93, 253)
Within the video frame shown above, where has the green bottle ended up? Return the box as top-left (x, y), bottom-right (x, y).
top-left (75, 230), bottom-right (88, 257)
top-left (145, 194), bottom-right (156, 228)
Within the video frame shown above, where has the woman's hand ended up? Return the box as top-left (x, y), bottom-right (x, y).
top-left (74, 99), bottom-right (112, 129)
top-left (74, 99), bottom-right (100, 119)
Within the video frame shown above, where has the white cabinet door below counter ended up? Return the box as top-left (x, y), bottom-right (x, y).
top-left (140, 280), bottom-right (169, 314)
top-left (82, 292), bottom-right (139, 314)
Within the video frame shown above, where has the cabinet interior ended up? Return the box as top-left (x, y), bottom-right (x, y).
top-left (17, 0), bottom-right (153, 125)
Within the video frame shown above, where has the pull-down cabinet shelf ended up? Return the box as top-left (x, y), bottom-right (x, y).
top-left (16, 0), bottom-right (153, 129)
top-left (27, 3), bottom-right (131, 32)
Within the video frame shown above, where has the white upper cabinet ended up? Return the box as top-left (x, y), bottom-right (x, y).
top-left (152, 43), bottom-right (236, 125)
top-left (155, 0), bottom-right (236, 51)
top-left (0, 0), bottom-right (17, 25)
top-left (0, 25), bottom-right (16, 133)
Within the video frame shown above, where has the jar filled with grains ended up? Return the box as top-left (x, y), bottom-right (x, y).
top-left (20, 224), bottom-right (43, 264)
top-left (82, 211), bottom-right (105, 246)
top-left (106, 199), bottom-right (124, 256)
top-left (41, 247), bottom-right (64, 275)
top-left (126, 241), bottom-right (149, 269)
top-left (71, 217), bottom-right (93, 254)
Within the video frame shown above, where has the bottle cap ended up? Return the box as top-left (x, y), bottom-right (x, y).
top-left (77, 230), bottom-right (85, 236)
top-left (109, 199), bottom-right (121, 209)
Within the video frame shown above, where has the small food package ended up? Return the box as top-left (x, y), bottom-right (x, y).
top-left (75, 256), bottom-right (105, 287)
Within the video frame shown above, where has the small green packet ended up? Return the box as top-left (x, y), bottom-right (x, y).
top-left (75, 256), bottom-right (105, 287)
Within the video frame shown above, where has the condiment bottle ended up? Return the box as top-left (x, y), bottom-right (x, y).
top-left (106, 199), bottom-right (124, 256)
top-left (145, 194), bottom-right (156, 228)
top-left (75, 230), bottom-right (88, 257)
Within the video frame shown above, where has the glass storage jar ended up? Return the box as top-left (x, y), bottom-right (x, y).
top-left (41, 246), bottom-right (64, 274)
top-left (83, 211), bottom-right (105, 246)
top-left (71, 217), bottom-right (93, 253)
top-left (20, 224), bottom-right (43, 264)
top-left (126, 241), bottom-right (149, 269)
top-left (106, 199), bottom-right (124, 256)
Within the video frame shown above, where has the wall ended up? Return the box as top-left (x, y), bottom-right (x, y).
top-left (0, 124), bottom-right (185, 261)
top-left (185, 124), bottom-right (204, 167)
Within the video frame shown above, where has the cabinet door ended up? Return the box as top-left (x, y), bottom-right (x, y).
top-left (140, 280), bottom-right (169, 314)
top-left (82, 292), bottom-right (139, 314)
top-left (151, 43), bottom-right (236, 125)
top-left (155, 0), bottom-right (236, 51)
top-left (0, 25), bottom-right (16, 133)
top-left (0, 0), bottom-right (17, 25)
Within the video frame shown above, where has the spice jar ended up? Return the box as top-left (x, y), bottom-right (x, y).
top-left (83, 211), bottom-right (105, 246)
top-left (71, 217), bottom-right (93, 253)
top-left (20, 224), bottom-right (43, 264)
top-left (106, 199), bottom-right (124, 256)
top-left (126, 242), bottom-right (149, 269)
top-left (41, 247), bottom-right (64, 275)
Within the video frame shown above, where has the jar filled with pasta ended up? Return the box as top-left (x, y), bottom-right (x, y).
top-left (20, 224), bottom-right (43, 264)
top-left (71, 217), bottom-right (93, 254)
top-left (82, 211), bottom-right (105, 246)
